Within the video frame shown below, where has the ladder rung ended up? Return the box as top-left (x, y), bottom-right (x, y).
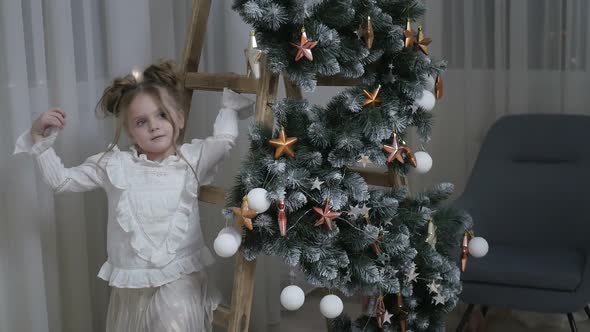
top-left (213, 305), bottom-right (231, 327)
top-left (198, 185), bottom-right (225, 204)
top-left (317, 75), bottom-right (362, 87)
top-left (350, 167), bottom-right (395, 187)
top-left (184, 72), bottom-right (258, 94)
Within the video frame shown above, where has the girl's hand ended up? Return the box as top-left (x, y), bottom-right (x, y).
top-left (31, 108), bottom-right (66, 144)
top-left (222, 88), bottom-right (254, 119)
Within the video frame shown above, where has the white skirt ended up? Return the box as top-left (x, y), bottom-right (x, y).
top-left (105, 271), bottom-right (221, 332)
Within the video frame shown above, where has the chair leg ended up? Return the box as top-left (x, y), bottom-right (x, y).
top-left (567, 313), bottom-right (578, 332)
top-left (584, 305), bottom-right (590, 320)
top-left (456, 304), bottom-right (474, 332)
top-left (480, 305), bottom-right (489, 317)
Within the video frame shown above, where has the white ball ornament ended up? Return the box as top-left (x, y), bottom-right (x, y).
top-left (213, 233), bottom-right (239, 258)
top-left (218, 227), bottom-right (242, 247)
top-left (415, 90), bottom-right (436, 111)
top-left (247, 188), bottom-right (271, 213)
top-left (414, 151), bottom-right (433, 174)
top-left (319, 294), bottom-right (344, 319)
top-left (468, 237), bottom-right (489, 258)
top-left (280, 285), bottom-right (305, 311)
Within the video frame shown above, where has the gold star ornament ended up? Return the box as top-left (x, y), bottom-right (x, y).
top-left (232, 197), bottom-right (257, 230)
top-left (291, 27), bottom-right (318, 61)
top-left (363, 85), bottom-right (381, 107)
top-left (269, 127), bottom-right (298, 159)
top-left (415, 26), bottom-right (432, 55)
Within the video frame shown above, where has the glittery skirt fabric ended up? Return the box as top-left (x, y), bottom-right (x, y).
top-left (105, 271), bottom-right (221, 332)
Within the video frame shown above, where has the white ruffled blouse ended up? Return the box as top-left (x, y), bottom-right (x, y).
top-left (14, 90), bottom-right (252, 289)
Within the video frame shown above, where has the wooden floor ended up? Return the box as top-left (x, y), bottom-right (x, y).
top-left (273, 289), bottom-right (590, 332)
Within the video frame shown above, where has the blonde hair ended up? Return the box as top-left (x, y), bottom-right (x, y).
top-left (96, 60), bottom-right (197, 178)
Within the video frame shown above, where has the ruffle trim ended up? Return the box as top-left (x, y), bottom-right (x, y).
top-left (97, 248), bottom-right (215, 288)
top-left (105, 151), bottom-right (199, 267)
top-left (32, 129), bottom-right (59, 155)
top-left (13, 128), bottom-right (59, 156)
top-left (129, 145), bottom-right (184, 166)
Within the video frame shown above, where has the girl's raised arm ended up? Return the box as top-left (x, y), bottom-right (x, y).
top-left (14, 109), bottom-right (107, 193)
top-left (181, 89), bottom-right (254, 185)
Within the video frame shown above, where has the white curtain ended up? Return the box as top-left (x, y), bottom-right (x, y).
top-left (410, 0), bottom-right (590, 195)
top-left (0, 1), bottom-right (280, 331)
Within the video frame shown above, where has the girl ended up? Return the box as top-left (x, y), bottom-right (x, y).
top-left (14, 60), bottom-right (254, 331)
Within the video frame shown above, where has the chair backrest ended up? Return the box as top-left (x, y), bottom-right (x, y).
top-left (454, 114), bottom-right (590, 247)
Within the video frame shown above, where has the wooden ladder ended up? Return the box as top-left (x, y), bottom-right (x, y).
top-left (180, 1), bottom-right (404, 330)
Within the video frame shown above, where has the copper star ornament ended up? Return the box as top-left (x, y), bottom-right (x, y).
top-left (312, 199), bottom-right (341, 230)
top-left (363, 85), bottom-right (381, 107)
top-left (356, 16), bottom-right (374, 49)
top-left (269, 127), bottom-right (298, 159)
top-left (403, 19), bottom-right (414, 48)
top-left (232, 197), bottom-right (257, 230)
top-left (416, 26), bottom-right (432, 55)
top-left (382, 133), bottom-right (417, 167)
top-left (291, 27), bottom-right (318, 61)
top-left (435, 75), bottom-right (443, 99)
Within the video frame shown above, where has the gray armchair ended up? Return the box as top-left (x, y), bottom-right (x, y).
top-left (453, 114), bottom-right (590, 332)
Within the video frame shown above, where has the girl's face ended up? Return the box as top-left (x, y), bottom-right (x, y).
top-left (126, 92), bottom-right (184, 161)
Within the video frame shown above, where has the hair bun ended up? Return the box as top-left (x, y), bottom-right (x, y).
top-left (98, 75), bottom-right (137, 116)
top-left (142, 60), bottom-right (182, 90)
top-left (96, 59), bottom-right (184, 118)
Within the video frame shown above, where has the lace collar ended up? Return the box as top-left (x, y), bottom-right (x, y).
top-left (128, 145), bottom-right (182, 166)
